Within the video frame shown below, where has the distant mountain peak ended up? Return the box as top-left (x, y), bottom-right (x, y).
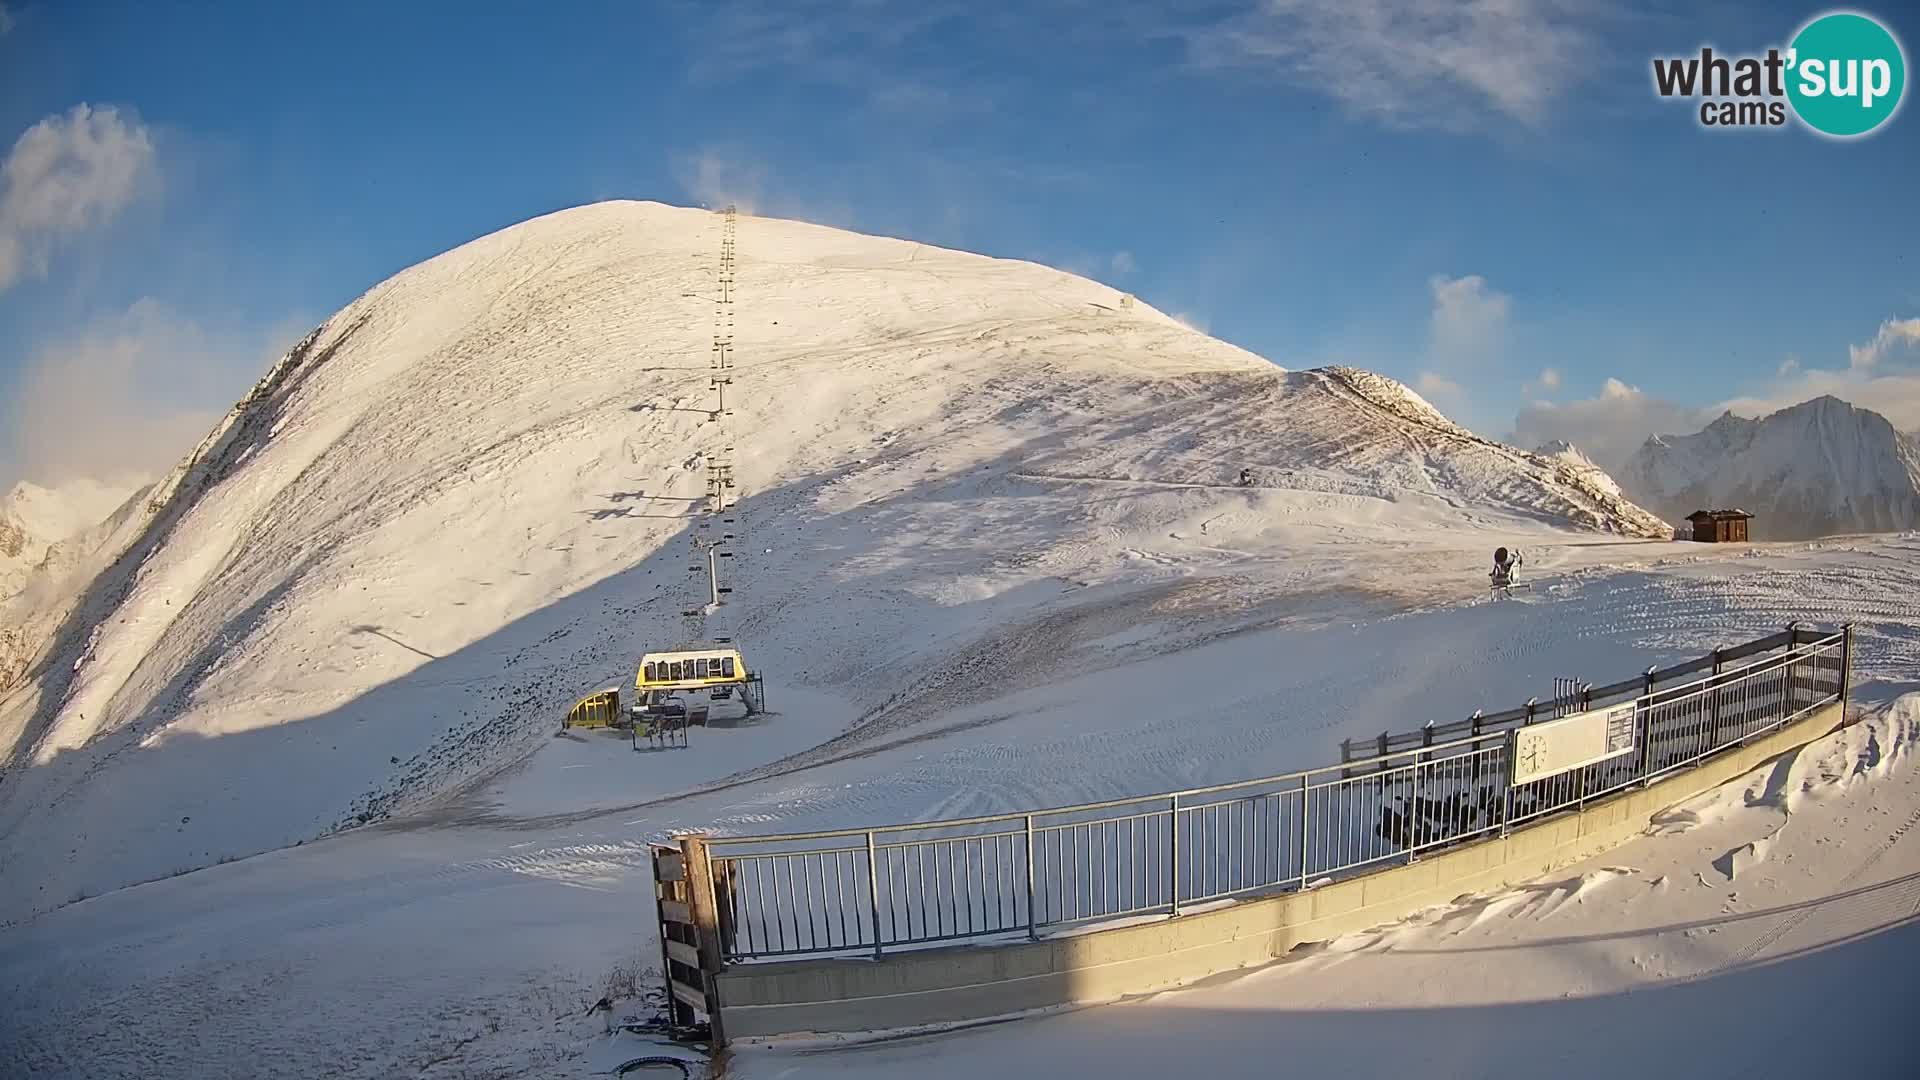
top-left (1621, 396), bottom-right (1920, 540)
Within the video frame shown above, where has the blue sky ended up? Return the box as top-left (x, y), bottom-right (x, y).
top-left (2, 0), bottom-right (1917, 489)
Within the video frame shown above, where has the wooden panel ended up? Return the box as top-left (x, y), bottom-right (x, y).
top-left (669, 978), bottom-right (709, 1012)
top-left (655, 852), bottom-right (686, 882)
top-left (659, 900), bottom-right (693, 926)
top-left (665, 939), bottom-right (702, 968)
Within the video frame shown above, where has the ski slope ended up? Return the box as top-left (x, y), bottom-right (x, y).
top-left (1, 537), bottom-right (1916, 1079)
top-left (0, 201), bottom-right (1669, 924)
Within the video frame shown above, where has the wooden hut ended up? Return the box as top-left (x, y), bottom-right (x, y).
top-left (1686, 509), bottom-right (1752, 543)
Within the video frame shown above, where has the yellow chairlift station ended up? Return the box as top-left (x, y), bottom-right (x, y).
top-left (637, 648), bottom-right (749, 691)
top-left (632, 647), bottom-right (766, 727)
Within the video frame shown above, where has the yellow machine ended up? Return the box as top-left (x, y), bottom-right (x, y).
top-left (632, 647), bottom-right (764, 726)
top-left (637, 648), bottom-right (749, 690)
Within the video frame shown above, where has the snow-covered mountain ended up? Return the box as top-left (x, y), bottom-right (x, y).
top-left (1620, 396), bottom-right (1920, 540)
top-left (1531, 440), bottom-right (1625, 499)
top-left (0, 201), bottom-right (1672, 920)
top-left (0, 479), bottom-right (142, 601)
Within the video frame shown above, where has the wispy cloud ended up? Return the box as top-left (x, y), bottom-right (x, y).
top-left (1428, 273), bottom-right (1510, 358)
top-left (1847, 316), bottom-right (1920, 372)
top-left (1170, 310), bottom-right (1211, 335)
top-left (678, 1), bottom-right (997, 115)
top-left (2, 300), bottom-right (308, 490)
top-left (1184, 0), bottom-right (1608, 132)
top-left (1416, 371), bottom-right (1464, 400)
top-left (1050, 249), bottom-right (1145, 284)
top-left (1723, 316), bottom-right (1920, 431)
top-left (0, 4), bottom-right (14, 35)
top-left (667, 144), bottom-right (853, 226)
top-left (1510, 315), bottom-right (1920, 469)
top-left (0, 104), bottom-right (158, 292)
top-left (1509, 377), bottom-right (1716, 472)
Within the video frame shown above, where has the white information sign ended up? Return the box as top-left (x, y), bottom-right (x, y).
top-left (1510, 702), bottom-right (1637, 786)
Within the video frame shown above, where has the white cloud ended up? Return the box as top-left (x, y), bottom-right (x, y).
top-left (1722, 371), bottom-right (1920, 433)
top-left (1416, 371), bottom-right (1464, 399)
top-left (2, 300), bottom-right (308, 490)
top-left (670, 146), bottom-right (768, 215)
top-left (0, 4), bottom-right (14, 35)
top-left (1720, 315), bottom-right (1920, 431)
top-left (1537, 367), bottom-right (1561, 391)
top-left (1111, 250), bottom-right (1137, 274)
top-left (0, 104), bottom-right (157, 292)
top-left (1428, 273), bottom-right (1510, 358)
top-left (1847, 317), bottom-right (1920, 372)
top-left (682, 1), bottom-right (997, 115)
top-left (1509, 315), bottom-right (1920, 471)
top-left (1185, 0), bottom-right (1605, 132)
top-left (1510, 379), bottom-right (1716, 474)
top-left (666, 144), bottom-right (851, 226)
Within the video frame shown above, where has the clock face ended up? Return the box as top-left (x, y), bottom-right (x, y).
top-left (1516, 732), bottom-right (1549, 779)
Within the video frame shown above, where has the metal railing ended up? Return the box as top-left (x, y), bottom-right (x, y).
top-left (1339, 625), bottom-right (1837, 763)
top-left (703, 627), bottom-right (1849, 961)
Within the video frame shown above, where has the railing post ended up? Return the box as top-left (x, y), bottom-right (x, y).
top-left (679, 835), bottom-right (728, 1048)
top-left (1577, 683), bottom-right (1592, 810)
top-left (1640, 666), bottom-right (1657, 786)
top-left (1024, 814), bottom-right (1037, 941)
top-left (1785, 622), bottom-right (1800, 714)
top-left (1298, 778), bottom-right (1311, 888)
top-left (865, 830), bottom-right (882, 960)
top-left (1709, 648), bottom-right (1724, 749)
top-left (1169, 793), bottom-right (1181, 916)
top-left (1841, 624), bottom-right (1854, 708)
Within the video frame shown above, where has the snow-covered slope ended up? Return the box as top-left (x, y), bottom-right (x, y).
top-left (1621, 396), bottom-right (1920, 539)
top-left (0, 201), bottom-right (1671, 921)
top-left (0, 479), bottom-right (140, 601)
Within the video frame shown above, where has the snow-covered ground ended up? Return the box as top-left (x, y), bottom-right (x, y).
top-left (1, 536), bottom-right (1915, 1079)
top-left (727, 694), bottom-right (1920, 1080)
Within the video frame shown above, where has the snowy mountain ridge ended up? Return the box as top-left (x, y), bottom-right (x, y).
top-left (1532, 440), bottom-right (1625, 499)
top-left (0, 200), bottom-right (1674, 920)
top-left (1620, 395), bottom-right (1920, 539)
top-left (0, 478), bottom-right (142, 602)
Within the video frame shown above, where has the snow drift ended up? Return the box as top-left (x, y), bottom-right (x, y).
top-left (1621, 396), bottom-right (1920, 540)
top-left (0, 201), bottom-right (1669, 921)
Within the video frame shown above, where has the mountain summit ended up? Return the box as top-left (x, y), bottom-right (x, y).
top-left (0, 201), bottom-right (1670, 918)
top-left (1621, 395), bottom-right (1920, 539)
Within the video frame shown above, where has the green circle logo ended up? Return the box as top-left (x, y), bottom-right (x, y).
top-left (1787, 11), bottom-right (1907, 137)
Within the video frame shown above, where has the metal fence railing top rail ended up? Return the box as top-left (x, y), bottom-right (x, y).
top-left (1340, 625), bottom-right (1828, 762)
top-left (693, 626), bottom-right (1850, 962)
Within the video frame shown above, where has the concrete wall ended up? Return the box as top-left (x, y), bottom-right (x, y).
top-left (718, 700), bottom-right (1845, 1039)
